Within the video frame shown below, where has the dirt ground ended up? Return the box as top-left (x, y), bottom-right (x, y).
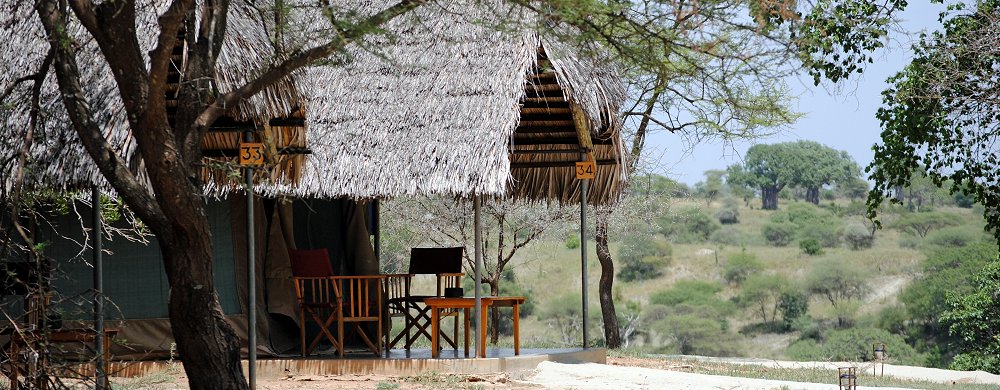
top-left (108, 355), bottom-right (1000, 389)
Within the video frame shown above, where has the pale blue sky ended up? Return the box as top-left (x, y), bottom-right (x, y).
top-left (647, 2), bottom-right (949, 186)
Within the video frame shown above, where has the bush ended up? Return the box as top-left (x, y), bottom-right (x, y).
top-left (715, 200), bottom-right (741, 224)
top-left (799, 239), bottom-right (823, 255)
top-left (778, 291), bottom-right (809, 331)
top-left (762, 222), bottom-right (796, 246)
top-left (787, 327), bottom-right (925, 365)
top-left (771, 203), bottom-right (836, 228)
top-left (659, 207), bottom-right (719, 243)
top-left (710, 227), bottom-right (747, 246)
top-left (651, 280), bottom-right (722, 305)
top-left (843, 223), bottom-right (874, 250)
top-left (650, 280), bottom-right (734, 317)
top-left (723, 252), bottom-right (762, 284)
top-left (617, 236), bottom-right (671, 282)
top-left (798, 223), bottom-right (842, 248)
top-left (942, 261), bottom-right (1000, 374)
top-left (564, 234), bottom-right (580, 249)
top-left (737, 274), bottom-right (793, 324)
top-left (651, 314), bottom-right (744, 356)
top-left (954, 192), bottom-right (975, 208)
top-left (925, 226), bottom-right (985, 248)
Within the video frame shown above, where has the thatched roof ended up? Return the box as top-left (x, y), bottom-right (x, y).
top-left (2, 1), bottom-right (626, 205)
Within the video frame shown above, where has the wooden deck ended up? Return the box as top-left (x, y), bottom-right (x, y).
top-left (109, 348), bottom-right (606, 378)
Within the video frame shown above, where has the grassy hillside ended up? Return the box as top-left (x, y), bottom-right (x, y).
top-left (495, 197), bottom-right (993, 367)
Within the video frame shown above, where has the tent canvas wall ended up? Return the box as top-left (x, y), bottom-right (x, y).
top-left (16, 196), bottom-right (377, 359)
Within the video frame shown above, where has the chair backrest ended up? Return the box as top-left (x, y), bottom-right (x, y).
top-left (338, 276), bottom-right (382, 320)
top-left (407, 247), bottom-right (463, 275)
top-left (291, 276), bottom-right (340, 307)
top-left (289, 248), bottom-right (335, 277)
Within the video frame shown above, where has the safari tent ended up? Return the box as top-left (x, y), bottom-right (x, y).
top-left (0, 0), bottom-right (626, 359)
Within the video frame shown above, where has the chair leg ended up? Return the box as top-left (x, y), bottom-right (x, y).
top-left (452, 314), bottom-right (459, 350)
top-left (337, 312), bottom-right (345, 358)
top-left (299, 309), bottom-right (307, 357)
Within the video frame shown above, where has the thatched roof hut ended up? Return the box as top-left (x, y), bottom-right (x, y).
top-left (2, 0), bottom-right (626, 204)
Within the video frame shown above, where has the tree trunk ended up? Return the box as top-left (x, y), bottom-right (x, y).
top-left (159, 204), bottom-right (246, 390)
top-left (761, 186), bottom-right (780, 210)
top-left (488, 280), bottom-right (500, 344)
top-left (805, 187), bottom-right (820, 205)
top-left (595, 209), bottom-right (622, 348)
top-left (163, 241), bottom-right (247, 389)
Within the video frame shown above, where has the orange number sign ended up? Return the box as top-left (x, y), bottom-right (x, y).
top-left (575, 161), bottom-right (595, 180)
top-left (239, 142), bottom-right (264, 166)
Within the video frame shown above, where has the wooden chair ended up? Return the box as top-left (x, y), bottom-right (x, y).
top-left (384, 247), bottom-right (465, 351)
top-left (330, 275), bottom-right (383, 357)
top-left (382, 273), bottom-right (413, 352)
top-left (289, 248), bottom-right (383, 357)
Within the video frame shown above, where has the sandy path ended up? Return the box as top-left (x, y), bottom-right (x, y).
top-left (523, 361), bottom-right (916, 390)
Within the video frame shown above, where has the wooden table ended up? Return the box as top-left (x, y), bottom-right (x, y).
top-left (423, 296), bottom-right (526, 358)
top-left (3, 327), bottom-right (119, 388)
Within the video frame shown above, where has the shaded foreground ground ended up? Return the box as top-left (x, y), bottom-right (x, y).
top-left (114, 355), bottom-right (1000, 389)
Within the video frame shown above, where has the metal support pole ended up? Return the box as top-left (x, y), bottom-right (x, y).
top-left (473, 196), bottom-right (484, 357)
top-left (580, 177), bottom-right (589, 349)
top-left (92, 187), bottom-right (105, 389)
top-left (244, 132), bottom-right (257, 389)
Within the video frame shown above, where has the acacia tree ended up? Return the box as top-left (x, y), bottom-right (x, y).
top-left (797, 145), bottom-right (860, 205)
top-left (726, 143), bottom-right (799, 210)
top-left (727, 141), bottom-right (858, 209)
top-left (868, 2), bottom-right (1000, 243)
top-left (3, 1), bottom-right (427, 388)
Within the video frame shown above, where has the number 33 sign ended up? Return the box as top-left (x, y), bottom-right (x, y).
top-left (575, 161), bottom-right (595, 180)
top-left (239, 142), bottom-right (265, 166)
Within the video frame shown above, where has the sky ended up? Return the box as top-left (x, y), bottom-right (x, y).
top-left (646, 2), bottom-right (950, 186)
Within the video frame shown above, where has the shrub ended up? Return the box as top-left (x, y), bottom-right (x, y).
top-left (925, 226), bottom-right (985, 248)
top-left (723, 252), bottom-right (762, 284)
top-left (710, 226), bottom-right (747, 246)
top-left (716, 199), bottom-right (741, 224)
top-left (737, 274), bottom-right (793, 324)
top-left (617, 236), bottom-right (670, 282)
top-left (799, 239), bottom-right (823, 255)
top-left (564, 234), bottom-right (580, 249)
top-left (942, 261), bottom-right (1000, 374)
top-left (771, 202), bottom-right (835, 227)
top-left (762, 222), bottom-right (796, 246)
top-left (787, 327), bottom-right (925, 365)
top-left (651, 314), bottom-right (744, 356)
top-left (651, 280), bottom-right (722, 304)
top-left (778, 291), bottom-right (809, 331)
top-left (843, 223), bottom-right (874, 250)
top-left (798, 223), bottom-right (842, 248)
top-left (659, 207), bottom-right (719, 243)
top-left (954, 192), bottom-right (975, 208)
top-left (650, 280), bottom-right (732, 315)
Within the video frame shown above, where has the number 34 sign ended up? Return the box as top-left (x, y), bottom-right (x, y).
top-left (239, 142), bottom-right (265, 166)
top-left (575, 161), bottom-right (596, 180)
